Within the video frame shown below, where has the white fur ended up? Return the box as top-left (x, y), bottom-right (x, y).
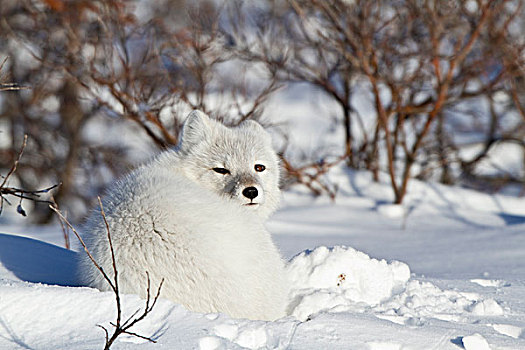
top-left (78, 111), bottom-right (288, 321)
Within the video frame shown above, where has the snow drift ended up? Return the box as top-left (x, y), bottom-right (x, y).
top-left (1, 237), bottom-right (519, 349)
top-left (1, 168), bottom-right (525, 349)
top-left (286, 246), bottom-right (505, 328)
top-left (286, 246), bottom-right (410, 320)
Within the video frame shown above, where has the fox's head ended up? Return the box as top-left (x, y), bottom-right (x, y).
top-left (175, 110), bottom-right (280, 219)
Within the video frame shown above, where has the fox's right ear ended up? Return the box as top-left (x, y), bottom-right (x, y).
top-left (178, 110), bottom-right (212, 153)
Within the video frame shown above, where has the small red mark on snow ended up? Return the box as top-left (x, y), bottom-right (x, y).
top-left (337, 273), bottom-right (346, 286)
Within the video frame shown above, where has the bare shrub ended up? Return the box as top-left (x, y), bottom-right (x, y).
top-left (242, 0), bottom-right (525, 201)
top-left (0, 0), bottom-right (280, 223)
top-left (1, 0), bottom-right (524, 215)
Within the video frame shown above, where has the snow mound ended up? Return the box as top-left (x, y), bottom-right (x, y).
top-left (286, 246), bottom-right (505, 326)
top-left (462, 333), bottom-right (491, 350)
top-left (286, 246), bottom-right (411, 320)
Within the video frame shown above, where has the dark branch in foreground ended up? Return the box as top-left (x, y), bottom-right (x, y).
top-left (50, 200), bottom-right (164, 349)
top-left (0, 135), bottom-right (59, 216)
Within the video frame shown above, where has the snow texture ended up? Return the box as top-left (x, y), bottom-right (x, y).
top-left (286, 246), bottom-right (410, 321)
top-left (1, 168), bottom-right (525, 349)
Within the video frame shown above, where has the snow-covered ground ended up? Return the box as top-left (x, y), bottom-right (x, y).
top-left (1, 167), bottom-right (524, 349)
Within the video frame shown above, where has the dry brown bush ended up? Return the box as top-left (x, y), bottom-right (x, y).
top-left (1, 0), bottom-right (524, 223)
top-left (240, 0), bottom-right (525, 201)
top-left (0, 0), bottom-right (279, 223)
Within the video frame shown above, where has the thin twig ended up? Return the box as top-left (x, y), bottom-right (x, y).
top-left (0, 135), bottom-right (27, 190)
top-left (0, 136), bottom-right (59, 216)
top-left (50, 202), bottom-right (165, 349)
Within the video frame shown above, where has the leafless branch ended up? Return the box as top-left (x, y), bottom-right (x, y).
top-left (0, 135), bottom-right (59, 216)
top-left (49, 200), bottom-right (164, 349)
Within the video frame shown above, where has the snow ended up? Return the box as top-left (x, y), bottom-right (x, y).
top-left (462, 333), bottom-right (491, 350)
top-left (491, 324), bottom-right (523, 339)
top-left (286, 246), bottom-right (410, 321)
top-left (376, 204), bottom-right (406, 219)
top-left (1, 168), bottom-right (525, 349)
top-left (471, 279), bottom-right (509, 288)
top-left (2, 1), bottom-right (525, 347)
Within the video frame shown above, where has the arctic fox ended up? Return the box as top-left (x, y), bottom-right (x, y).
top-left (78, 110), bottom-right (289, 321)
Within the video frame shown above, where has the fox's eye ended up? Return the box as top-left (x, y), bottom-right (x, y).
top-left (254, 164), bottom-right (266, 172)
top-left (213, 167), bottom-right (230, 175)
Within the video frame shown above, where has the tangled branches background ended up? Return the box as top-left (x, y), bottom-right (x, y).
top-left (1, 0), bottom-right (524, 223)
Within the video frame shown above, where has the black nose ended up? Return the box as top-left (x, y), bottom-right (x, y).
top-left (242, 186), bottom-right (258, 200)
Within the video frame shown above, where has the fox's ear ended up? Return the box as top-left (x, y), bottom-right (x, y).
top-left (178, 110), bottom-right (212, 152)
top-left (241, 119), bottom-right (271, 142)
top-left (241, 120), bottom-right (265, 133)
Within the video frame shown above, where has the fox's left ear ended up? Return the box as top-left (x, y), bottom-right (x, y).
top-left (178, 110), bottom-right (212, 153)
top-left (241, 120), bottom-right (271, 141)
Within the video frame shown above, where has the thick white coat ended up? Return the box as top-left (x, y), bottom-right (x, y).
top-left (78, 111), bottom-right (289, 321)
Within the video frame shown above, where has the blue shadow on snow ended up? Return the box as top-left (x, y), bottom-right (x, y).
top-left (0, 233), bottom-right (80, 286)
top-left (497, 213), bottom-right (525, 226)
